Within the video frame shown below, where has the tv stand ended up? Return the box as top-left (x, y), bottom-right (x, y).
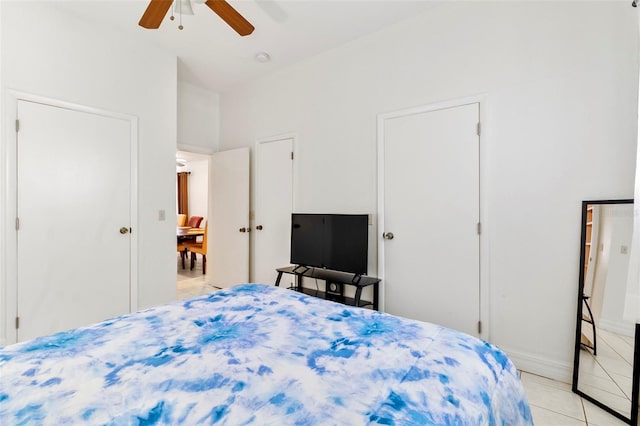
top-left (275, 266), bottom-right (380, 310)
top-left (291, 265), bottom-right (311, 275)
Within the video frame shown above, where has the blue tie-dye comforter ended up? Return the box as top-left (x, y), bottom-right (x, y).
top-left (0, 284), bottom-right (532, 425)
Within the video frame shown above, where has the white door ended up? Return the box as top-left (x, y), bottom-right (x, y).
top-left (254, 138), bottom-right (294, 284)
top-left (380, 102), bottom-right (480, 336)
top-left (16, 100), bottom-right (132, 342)
top-left (209, 147), bottom-right (250, 287)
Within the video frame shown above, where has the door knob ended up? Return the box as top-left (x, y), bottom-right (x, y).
top-left (383, 232), bottom-right (394, 240)
top-left (239, 227), bottom-right (247, 233)
top-left (120, 227), bottom-right (129, 234)
top-left (256, 225), bottom-right (263, 230)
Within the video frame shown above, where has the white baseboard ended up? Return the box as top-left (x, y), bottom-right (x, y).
top-left (598, 318), bottom-right (635, 338)
top-left (502, 346), bottom-right (574, 384)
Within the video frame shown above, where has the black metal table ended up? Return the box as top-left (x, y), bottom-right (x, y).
top-left (275, 265), bottom-right (380, 310)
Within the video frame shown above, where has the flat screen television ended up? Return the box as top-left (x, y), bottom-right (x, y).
top-left (290, 213), bottom-right (368, 275)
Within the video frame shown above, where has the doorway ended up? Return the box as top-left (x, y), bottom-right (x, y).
top-left (9, 95), bottom-right (137, 344)
top-left (175, 147), bottom-right (251, 295)
top-left (378, 98), bottom-right (485, 337)
top-left (175, 150), bottom-right (214, 299)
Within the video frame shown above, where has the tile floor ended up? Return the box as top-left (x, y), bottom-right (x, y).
top-left (576, 327), bottom-right (634, 417)
top-left (524, 326), bottom-right (634, 426)
top-left (176, 254), bottom-right (220, 300)
top-left (175, 255), bottom-right (633, 425)
top-left (520, 371), bottom-right (629, 425)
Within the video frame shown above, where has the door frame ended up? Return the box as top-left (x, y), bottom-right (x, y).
top-left (3, 90), bottom-right (139, 345)
top-left (175, 145), bottom-right (213, 229)
top-left (376, 94), bottom-right (489, 340)
top-left (175, 147), bottom-right (212, 282)
top-left (252, 133), bottom-right (296, 282)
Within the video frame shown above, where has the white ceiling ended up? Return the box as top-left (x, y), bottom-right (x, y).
top-left (52, 0), bottom-right (437, 93)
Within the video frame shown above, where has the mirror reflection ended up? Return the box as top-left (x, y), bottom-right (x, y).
top-left (573, 200), bottom-right (636, 424)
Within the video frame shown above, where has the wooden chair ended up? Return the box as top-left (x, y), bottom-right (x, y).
top-left (177, 214), bottom-right (187, 227)
top-left (177, 241), bottom-right (189, 269)
top-left (186, 216), bottom-right (203, 228)
top-left (180, 216), bottom-right (205, 244)
top-left (184, 223), bottom-right (207, 274)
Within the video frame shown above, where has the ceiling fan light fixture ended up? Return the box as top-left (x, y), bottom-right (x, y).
top-left (174, 0), bottom-right (194, 16)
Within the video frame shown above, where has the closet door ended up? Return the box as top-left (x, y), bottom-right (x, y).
top-left (16, 99), bottom-right (132, 342)
top-left (253, 138), bottom-right (294, 285)
top-left (379, 102), bottom-right (480, 336)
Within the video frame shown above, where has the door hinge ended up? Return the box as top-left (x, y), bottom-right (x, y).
top-left (476, 122), bottom-right (481, 136)
top-left (15, 217), bottom-right (20, 231)
top-left (15, 316), bottom-right (20, 329)
top-left (478, 321), bottom-right (482, 334)
top-left (15, 119), bottom-right (20, 132)
top-left (291, 152), bottom-right (294, 160)
top-left (477, 222), bottom-right (481, 235)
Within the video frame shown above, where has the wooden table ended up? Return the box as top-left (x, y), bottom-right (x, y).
top-left (177, 227), bottom-right (205, 238)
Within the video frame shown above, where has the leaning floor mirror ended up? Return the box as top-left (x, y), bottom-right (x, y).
top-left (572, 199), bottom-right (639, 425)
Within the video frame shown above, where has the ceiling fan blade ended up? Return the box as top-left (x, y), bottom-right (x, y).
top-left (139, 0), bottom-right (173, 29)
top-left (204, 0), bottom-right (255, 36)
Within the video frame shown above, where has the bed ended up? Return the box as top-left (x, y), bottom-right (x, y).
top-left (0, 284), bottom-right (532, 425)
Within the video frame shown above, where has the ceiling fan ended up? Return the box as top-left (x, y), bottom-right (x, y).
top-left (139, 0), bottom-right (255, 36)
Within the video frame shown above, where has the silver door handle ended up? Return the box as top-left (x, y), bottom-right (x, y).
top-left (383, 232), bottom-right (394, 240)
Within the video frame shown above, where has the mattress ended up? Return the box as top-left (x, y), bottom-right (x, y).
top-left (0, 283), bottom-right (532, 425)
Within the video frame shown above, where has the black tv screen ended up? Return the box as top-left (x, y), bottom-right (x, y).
top-left (290, 214), bottom-right (368, 275)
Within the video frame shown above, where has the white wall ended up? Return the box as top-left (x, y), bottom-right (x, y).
top-left (1, 2), bottom-right (177, 344)
top-left (178, 81), bottom-right (220, 153)
top-left (219, 2), bottom-right (639, 381)
top-left (600, 204), bottom-right (635, 336)
top-left (0, 0), bottom-right (4, 347)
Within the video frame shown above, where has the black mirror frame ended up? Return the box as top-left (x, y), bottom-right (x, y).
top-left (571, 199), bottom-right (637, 425)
